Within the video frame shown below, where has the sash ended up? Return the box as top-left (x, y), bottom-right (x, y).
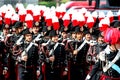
top-left (33, 34), bottom-right (42, 42)
top-left (16, 35), bottom-right (24, 45)
top-left (21, 34), bottom-right (41, 57)
top-left (103, 50), bottom-right (120, 72)
top-left (42, 39), bottom-right (51, 46)
top-left (49, 42), bottom-right (59, 56)
top-left (111, 63), bottom-right (120, 74)
top-left (0, 33), bottom-right (4, 41)
top-left (77, 40), bottom-right (88, 51)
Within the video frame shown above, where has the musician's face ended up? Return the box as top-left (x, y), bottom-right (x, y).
top-left (76, 33), bottom-right (83, 40)
top-left (3, 29), bottom-right (9, 36)
top-left (32, 27), bottom-right (39, 34)
top-left (72, 33), bottom-right (76, 39)
top-left (18, 27), bottom-right (23, 33)
top-left (52, 36), bottom-right (58, 42)
top-left (61, 32), bottom-right (67, 39)
top-left (115, 41), bottom-right (120, 49)
top-left (25, 34), bottom-right (32, 42)
top-left (85, 34), bottom-right (91, 41)
top-left (98, 37), bottom-right (104, 44)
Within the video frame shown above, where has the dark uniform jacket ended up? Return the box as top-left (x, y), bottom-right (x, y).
top-left (46, 41), bottom-right (67, 68)
top-left (70, 40), bottom-right (90, 64)
top-left (89, 50), bottom-right (120, 80)
top-left (19, 41), bottom-right (40, 70)
top-left (0, 41), bottom-right (8, 80)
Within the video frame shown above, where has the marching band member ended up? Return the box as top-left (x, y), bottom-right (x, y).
top-left (43, 30), bottom-right (68, 80)
top-left (32, 22), bottom-right (43, 80)
top-left (86, 28), bottom-right (120, 80)
top-left (0, 31), bottom-right (9, 80)
top-left (69, 27), bottom-right (90, 80)
top-left (14, 28), bottom-right (41, 80)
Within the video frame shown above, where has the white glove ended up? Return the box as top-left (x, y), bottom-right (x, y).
top-left (42, 43), bottom-right (47, 46)
top-left (34, 38), bottom-right (42, 42)
top-left (16, 42), bottom-right (23, 45)
top-left (36, 70), bottom-right (40, 77)
top-left (85, 74), bottom-right (91, 80)
top-left (7, 34), bottom-right (13, 37)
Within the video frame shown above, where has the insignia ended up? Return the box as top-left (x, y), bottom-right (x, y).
top-left (5, 24), bottom-right (9, 28)
top-left (35, 22), bottom-right (39, 26)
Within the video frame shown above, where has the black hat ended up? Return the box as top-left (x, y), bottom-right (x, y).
top-left (13, 21), bottom-right (23, 28)
top-left (70, 26), bottom-right (76, 34)
top-left (2, 24), bottom-right (10, 30)
top-left (49, 30), bottom-right (57, 37)
top-left (44, 30), bottom-right (50, 36)
top-left (22, 28), bottom-right (31, 35)
top-left (42, 26), bottom-right (47, 32)
top-left (84, 30), bottom-right (91, 35)
top-left (60, 25), bottom-right (70, 33)
top-left (97, 33), bottom-right (103, 38)
top-left (60, 26), bottom-right (66, 33)
top-left (75, 27), bottom-right (80, 33)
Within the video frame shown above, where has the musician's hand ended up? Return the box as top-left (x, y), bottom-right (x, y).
top-left (36, 70), bottom-right (40, 77)
top-left (21, 55), bottom-right (28, 61)
top-left (16, 42), bottom-right (23, 45)
top-left (42, 43), bottom-right (47, 46)
top-left (73, 50), bottom-right (78, 55)
top-left (63, 71), bottom-right (67, 76)
top-left (3, 70), bottom-right (7, 75)
top-left (7, 34), bottom-right (13, 37)
top-left (85, 74), bottom-right (91, 80)
top-left (49, 55), bottom-right (55, 62)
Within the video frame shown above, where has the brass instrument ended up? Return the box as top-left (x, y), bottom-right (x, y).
top-left (12, 35), bottom-right (24, 57)
top-left (4, 34), bottom-right (13, 48)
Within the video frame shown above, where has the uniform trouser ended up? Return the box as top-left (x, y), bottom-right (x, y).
top-left (17, 65), bottom-right (37, 80)
top-left (37, 74), bottom-right (43, 80)
top-left (0, 62), bottom-right (6, 80)
top-left (0, 66), bottom-right (4, 80)
top-left (9, 58), bottom-right (16, 80)
top-left (45, 66), bottom-right (63, 80)
top-left (70, 64), bottom-right (87, 80)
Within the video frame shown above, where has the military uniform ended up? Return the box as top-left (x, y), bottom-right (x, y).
top-left (68, 27), bottom-right (90, 80)
top-left (32, 22), bottom-right (45, 80)
top-left (69, 39), bottom-right (90, 80)
top-left (14, 29), bottom-right (40, 80)
top-left (0, 25), bottom-right (15, 80)
top-left (43, 30), bottom-right (67, 80)
top-left (86, 37), bottom-right (107, 72)
top-left (87, 49), bottom-right (120, 80)
top-left (0, 41), bottom-right (8, 80)
top-left (5, 22), bottom-right (24, 80)
top-left (44, 41), bottom-right (67, 80)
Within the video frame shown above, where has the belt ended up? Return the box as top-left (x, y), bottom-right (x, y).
top-left (18, 64), bottom-right (35, 68)
top-left (54, 65), bottom-right (61, 68)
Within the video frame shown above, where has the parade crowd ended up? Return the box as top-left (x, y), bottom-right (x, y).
top-left (0, 2), bottom-right (120, 80)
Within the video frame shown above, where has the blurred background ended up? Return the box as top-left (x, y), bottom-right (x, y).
top-left (0, 0), bottom-right (86, 7)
